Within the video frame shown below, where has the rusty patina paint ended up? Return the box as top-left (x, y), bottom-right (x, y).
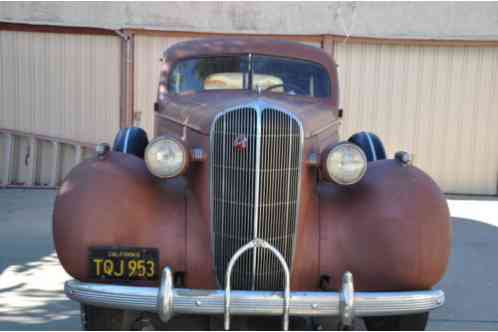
top-left (53, 153), bottom-right (186, 285)
top-left (53, 38), bottom-right (450, 291)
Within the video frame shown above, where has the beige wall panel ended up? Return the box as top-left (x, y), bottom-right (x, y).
top-left (134, 35), bottom-right (192, 137)
top-left (59, 144), bottom-right (76, 182)
top-left (0, 134), bottom-right (6, 183)
top-left (0, 30), bottom-right (120, 144)
top-left (55, 143), bottom-right (96, 184)
top-left (335, 42), bottom-right (498, 195)
top-left (9, 135), bottom-right (30, 185)
top-left (134, 35), bottom-right (321, 138)
top-left (35, 139), bottom-right (54, 186)
top-left (0, 129), bottom-right (97, 187)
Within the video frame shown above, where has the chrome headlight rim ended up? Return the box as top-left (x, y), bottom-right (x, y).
top-left (145, 136), bottom-right (189, 179)
top-left (323, 142), bottom-right (367, 185)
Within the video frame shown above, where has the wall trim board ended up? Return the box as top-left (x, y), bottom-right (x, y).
top-left (124, 28), bottom-right (324, 44)
top-left (0, 21), bottom-right (116, 36)
top-left (2, 20), bottom-right (496, 48)
top-left (126, 29), bottom-right (498, 47)
top-left (119, 31), bottom-right (135, 128)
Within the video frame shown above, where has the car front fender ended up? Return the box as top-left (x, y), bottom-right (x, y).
top-left (53, 152), bottom-right (186, 285)
top-left (319, 159), bottom-right (451, 291)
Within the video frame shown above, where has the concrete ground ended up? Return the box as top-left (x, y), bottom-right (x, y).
top-left (1, 189), bottom-right (498, 330)
top-left (0, 190), bottom-right (79, 331)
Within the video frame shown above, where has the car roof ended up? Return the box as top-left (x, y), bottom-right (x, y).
top-left (163, 37), bottom-right (336, 73)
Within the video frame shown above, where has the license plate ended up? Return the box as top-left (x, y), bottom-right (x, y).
top-left (88, 247), bottom-right (159, 281)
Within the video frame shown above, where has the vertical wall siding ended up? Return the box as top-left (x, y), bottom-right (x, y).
top-left (4, 29), bottom-right (491, 194)
top-left (335, 42), bottom-right (498, 195)
top-left (0, 129), bottom-right (97, 187)
top-left (0, 133), bottom-right (6, 182)
top-left (0, 30), bottom-right (120, 144)
top-left (134, 35), bottom-right (191, 136)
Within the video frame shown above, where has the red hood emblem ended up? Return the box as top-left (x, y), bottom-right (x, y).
top-left (233, 135), bottom-right (248, 151)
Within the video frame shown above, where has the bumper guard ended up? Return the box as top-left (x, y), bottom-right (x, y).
top-left (65, 239), bottom-right (444, 330)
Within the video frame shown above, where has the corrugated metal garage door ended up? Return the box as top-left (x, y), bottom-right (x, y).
top-left (0, 30), bottom-right (121, 144)
top-left (0, 30), bottom-right (119, 187)
top-left (133, 35), bottom-right (322, 137)
top-left (134, 35), bottom-right (191, 136)
top-left (335, 42), bottom-right (498, 195)
top-left (3, 28), bottom-right (495, 194)
top-left (135, 34), bottom-right (497, 195)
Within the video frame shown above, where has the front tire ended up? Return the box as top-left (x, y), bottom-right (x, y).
top-left (81, 305), bottom-right (138, 330)
top-left (364, 313), bottom-right (429, 331)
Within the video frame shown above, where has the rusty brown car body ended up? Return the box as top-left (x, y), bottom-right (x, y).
top-left (55, 38), bottom-right (451, 330)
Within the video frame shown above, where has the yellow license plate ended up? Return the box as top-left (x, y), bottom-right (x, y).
top-left (88, 247), bottom-right (159, 281)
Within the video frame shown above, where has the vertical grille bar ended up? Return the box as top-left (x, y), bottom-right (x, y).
top-left (211, 104), bottom-right (302, 290)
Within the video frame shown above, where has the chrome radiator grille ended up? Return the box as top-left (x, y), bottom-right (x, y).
top-left (211, 104), bottom-right (303, 290)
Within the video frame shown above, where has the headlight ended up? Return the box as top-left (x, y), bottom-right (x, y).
top-left (324, 143), bottom-right (367, 185)
top-left (145, 136), bottom-right (188, 178)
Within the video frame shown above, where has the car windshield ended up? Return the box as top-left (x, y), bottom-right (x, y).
top-left (168, 56), bottom-right (250, 93)
top-left (167, 54), bottom-right (331, 97)
top-left (252, 55), bottom-right (331, 97)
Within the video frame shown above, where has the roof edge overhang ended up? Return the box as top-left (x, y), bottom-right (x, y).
top-left (1, 21), bottom-right (498, 47)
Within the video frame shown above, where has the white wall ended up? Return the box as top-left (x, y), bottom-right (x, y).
top-left (1, 2), bottom-right (498, 40)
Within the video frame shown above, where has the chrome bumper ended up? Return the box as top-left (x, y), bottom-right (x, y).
top-left (65, 240), bottom-right (444, 330)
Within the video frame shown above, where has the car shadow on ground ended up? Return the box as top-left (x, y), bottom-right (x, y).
top-left (0, 253), bottom-right (79, 331)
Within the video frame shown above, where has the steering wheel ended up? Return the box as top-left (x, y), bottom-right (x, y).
top-left (263, 83), bottom-right (307, 96)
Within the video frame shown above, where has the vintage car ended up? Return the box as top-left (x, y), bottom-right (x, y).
top-left (54, 38), bottom-right (451, 330)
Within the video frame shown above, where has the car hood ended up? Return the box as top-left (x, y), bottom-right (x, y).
top-left (157, 91), bottom-right (339, 138)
